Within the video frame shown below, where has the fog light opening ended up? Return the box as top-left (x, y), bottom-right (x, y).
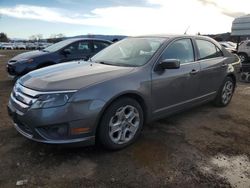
top-left (71, 127), bottom-right (90, 135)
top-left (39, 124), bottom-right (69, 140)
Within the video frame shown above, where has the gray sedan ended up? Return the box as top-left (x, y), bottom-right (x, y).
top-left (7, 35), bottom-right (240, 150)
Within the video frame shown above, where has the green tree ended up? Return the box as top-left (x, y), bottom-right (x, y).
top-left (0, 32), bottom-right (9, 42)
top-left (29, 34), bottom-right (43, 42)
top-left (47, 33), bottom-right (65, 43)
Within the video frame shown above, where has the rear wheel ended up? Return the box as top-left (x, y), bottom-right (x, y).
top-left (213, 77), bottom-right (235, 107)
top-left (98, 97), bottom-right (144, 150)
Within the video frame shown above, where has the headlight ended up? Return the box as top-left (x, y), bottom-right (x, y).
top-left (31, 92), bottom-right (75, 109)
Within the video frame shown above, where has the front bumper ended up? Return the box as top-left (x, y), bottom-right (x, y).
top-left (13, 122), bottom-right (94, 145)
top-left (6, 61), bottom-right (36, 76)
top-left (7, 98), bottom-right (97, 145)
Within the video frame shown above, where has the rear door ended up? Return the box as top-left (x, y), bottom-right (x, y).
top-left (151, 38), bottom-right (200, 116)
top-left (75, 40), bottom-right (93, 60)
top-left (195, 39), bottom-right (226, 96)
top-left (92, 40), bottom-right (111, 56)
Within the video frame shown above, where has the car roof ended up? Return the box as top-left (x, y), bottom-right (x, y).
top-left (63, 38), bottom-right (112, 43)
top-left (133, 34), bottom-right (214, 41)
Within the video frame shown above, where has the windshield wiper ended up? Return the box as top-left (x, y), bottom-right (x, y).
top-left (95, 61), bottom-right (135, 67)
top-left (97, 61), bottom-right (114, 66)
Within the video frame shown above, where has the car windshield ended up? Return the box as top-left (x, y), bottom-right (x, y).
top-left (91, 37), bottom-right (166, 67)
top-left (43, 39), bottom-right (77, 52)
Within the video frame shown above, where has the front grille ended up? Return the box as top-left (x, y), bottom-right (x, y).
top-left (16, 121), bottom-right (33, 136)
top-left (11, 83), bottom-right (38, 112)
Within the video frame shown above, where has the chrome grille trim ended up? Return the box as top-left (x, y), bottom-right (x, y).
top-left (11, 93), bottom-right (29, 109)
top-left (11, 82), bottom-right (77, 110)
top-left (13, 89), bottom-right (37, 105)
top-left (16, 82), bottom-right (77, 97)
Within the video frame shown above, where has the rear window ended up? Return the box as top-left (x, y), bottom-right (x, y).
top-left (196, 40), bottom-right (223, 60)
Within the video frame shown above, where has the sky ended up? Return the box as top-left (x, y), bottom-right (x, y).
top-left (0, 0), bottom-right (249, 39)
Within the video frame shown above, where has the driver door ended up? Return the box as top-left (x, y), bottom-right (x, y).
top-left (151, 38), bottom-right (200, 117)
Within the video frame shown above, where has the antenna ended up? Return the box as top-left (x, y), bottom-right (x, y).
top-left (184, 26), bottom-right (190, 35)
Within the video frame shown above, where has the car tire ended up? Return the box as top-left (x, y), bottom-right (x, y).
top-left (98, 97), bottom-right (144, 150)
top-left (213, 77), bottom-right (235, 107)
top-left (238, 53), bottom-right (248, 63)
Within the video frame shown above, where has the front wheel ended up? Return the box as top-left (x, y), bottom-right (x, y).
top-left (213, 77), bottom-right (235, 107)
top-left (98, 97), bottom-right (144, 150)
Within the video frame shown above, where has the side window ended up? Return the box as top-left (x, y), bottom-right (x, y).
top-left (196, 40), bottom-right (223, 60)
top-left (78, 41), bottom-right (91, 54)
top-left (64, 41), bottom-right (91, 54)
top-left (64, 42), bottom-right (78, 54)
top-left (93, 41), bottom-right (110, 53)
top-left (161, 39), bottom-right (194, 64)
top-left (247, 42), bottom-right (250, 47)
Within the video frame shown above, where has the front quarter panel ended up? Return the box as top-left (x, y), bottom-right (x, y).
top-left (69, 67), bottom-right (151, 133)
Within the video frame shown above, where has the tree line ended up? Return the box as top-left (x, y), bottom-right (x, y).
top-left (0, 33), bottom-right (65, 43)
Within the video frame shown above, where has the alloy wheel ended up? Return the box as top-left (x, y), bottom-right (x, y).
top-left (109, 105), bottom-right (140, 144)
top-left (222, 81), bottom-right (234, 105)
top-left (239, 54), bottom-right (246, 63)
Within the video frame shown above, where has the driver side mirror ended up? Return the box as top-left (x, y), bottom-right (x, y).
top-left (62, 49), bottom-right (71, 55)
top-left (159, 59), bottom-right (180, 69)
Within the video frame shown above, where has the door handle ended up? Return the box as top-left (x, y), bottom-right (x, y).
top-left (190, 69), bottom-right (199, 75)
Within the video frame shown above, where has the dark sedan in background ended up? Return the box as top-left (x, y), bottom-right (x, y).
top-left (6, 38), bottom-right (112, 79)
top-left (8, 35), bottom-right (240, 150)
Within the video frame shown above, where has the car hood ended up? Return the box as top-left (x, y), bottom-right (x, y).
top-left (19, 61), bottom-right (135, 91)
top-left (10, 50), bottom-right (48, 62)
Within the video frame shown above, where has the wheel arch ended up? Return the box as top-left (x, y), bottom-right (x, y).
top-left (227, 73), bottom-right (236, 85)
top-left (94, 92), bottom-right (149, 134)
top-left (237, 52), bottom-right (248, 57)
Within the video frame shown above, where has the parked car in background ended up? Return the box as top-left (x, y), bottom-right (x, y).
top-left (26, 43), bottom-right (37, 50)
top-left (219, 41), bottom-right (237, 54)
top-left (36, 43), bottom-right (52, 50)
top-left (6, 38), bottom-right (112, 79)
top-left (7, 35), bottom-right (240, 150)
top-left (2, 43), bottom-right (14, 50)
top-left (237, 40), bottom-right (250, 63)
top-left (227, 41), bottom-right (237, 49)
top-left (14, 43), bottom-right (26, 50)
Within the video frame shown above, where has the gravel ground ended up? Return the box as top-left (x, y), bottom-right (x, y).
top-left (0, 50), bottom-right (249, 188)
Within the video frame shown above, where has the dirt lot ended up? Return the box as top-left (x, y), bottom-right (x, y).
top-left (0, 50), bottom-right (249, 188)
